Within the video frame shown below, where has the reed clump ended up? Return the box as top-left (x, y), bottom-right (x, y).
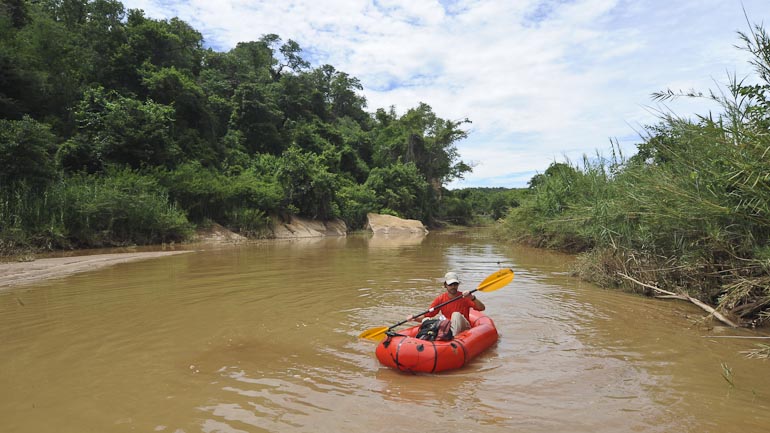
top-left (502, 23), bottom-right (770, 327)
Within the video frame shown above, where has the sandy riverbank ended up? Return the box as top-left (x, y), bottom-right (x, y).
top-left (0, 222), bottom-right (244, 291)
top-left (0, 213), bottom-right (425, 291)
top-left (0, 251), bottom-right (192, 290)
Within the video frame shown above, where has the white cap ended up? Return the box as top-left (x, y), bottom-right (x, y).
top-left (444, 272), bottom-right (460, 285)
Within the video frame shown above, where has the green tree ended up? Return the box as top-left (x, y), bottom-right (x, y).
top-left (0, 116), bottom-right (57, 189)
top-left (58, 87), bottom-right (179, 171)
top-left (81, 0), bottom-right (128, 88)
top-left (226, 40), bottom-right (275, 86)
top-left (111, 10), bottom-right (203, 94)
top-left (0, 1), bottom-right (86, 126)
top-left (336, 182), bottom-right (377, 229)
top-left (306, 64), bottom-right (368, 122)
top-left (1, 0), bottom-right (30, 28)
top-left (264, 34), bottom-right (310, 80)
top-left (365, 162), bottom-right (428, 219)
top-left (229, 82), bottom-right (285, 155)
top-left (371, 103), bottom-right (471, 190)
top-left (276, 145), bottom-right (340, 219)
top-left (141, 65), bottom-right (220, 164)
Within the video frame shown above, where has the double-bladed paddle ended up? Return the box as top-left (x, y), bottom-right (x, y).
top-left (358, 268), bottom-right (514, 342)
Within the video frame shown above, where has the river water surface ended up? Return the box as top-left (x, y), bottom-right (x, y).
top-left (1, 230), bottom-right (768, 433)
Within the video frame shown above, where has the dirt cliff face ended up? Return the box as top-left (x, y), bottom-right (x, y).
top-left (194, 223), bottom-right (248, 243)
top-left (365, 213), bottom-right (429, 235)
top-left (271, 216), bottom-right (348, 239)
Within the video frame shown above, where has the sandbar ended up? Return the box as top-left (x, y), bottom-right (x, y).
top-left (0, 251), bottom-right (192, 290)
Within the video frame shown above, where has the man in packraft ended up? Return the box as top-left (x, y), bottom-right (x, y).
top-left (408, 271), bottom-right (485, 338)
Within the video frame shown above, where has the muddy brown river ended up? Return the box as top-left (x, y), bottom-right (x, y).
top-left (1, 230), bottom-right (768, 432)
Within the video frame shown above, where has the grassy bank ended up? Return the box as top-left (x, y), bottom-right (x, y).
top-left (0, 169), bottom-right (193, 255)
top-left (499, 24), bottom-right (770, 327)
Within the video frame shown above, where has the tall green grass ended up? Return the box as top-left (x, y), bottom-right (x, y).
top-left (0, 169), bottom-right (192, 253)
top-left (501, 23), bottom-right (770, 325)
top-left (503, 117), bottom-right (770, 324)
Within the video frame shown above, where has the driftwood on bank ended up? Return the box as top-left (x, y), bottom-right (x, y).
top-left (617, 272), bottom-right (740, 328)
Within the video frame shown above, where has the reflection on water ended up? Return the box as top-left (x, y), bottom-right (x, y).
top-left (1, 230), bottom-right (769, 433)
top-left (366, 232), bottom-right (427, 249)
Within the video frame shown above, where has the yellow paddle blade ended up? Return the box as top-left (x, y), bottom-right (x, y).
top-left (358, 326), bottom-right (390, 342)
top-left (476, 268), bottom-right (514, 292)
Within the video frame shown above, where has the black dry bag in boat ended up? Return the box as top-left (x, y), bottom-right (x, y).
top-left (416, 318), bottom-right (453, 341)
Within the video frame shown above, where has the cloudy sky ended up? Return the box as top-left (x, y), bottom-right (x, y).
top-left (120, 0), bottom-right (770, 188)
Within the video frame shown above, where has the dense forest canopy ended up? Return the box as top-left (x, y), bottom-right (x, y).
top-left (0, 0), bottom-right (520, 251)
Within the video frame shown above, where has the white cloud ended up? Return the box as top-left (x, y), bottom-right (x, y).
top-left (120, 0), bottom-right (770, 188)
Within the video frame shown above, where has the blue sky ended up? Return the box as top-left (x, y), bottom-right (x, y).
top-left (120, 0), bottom-right (770, 188)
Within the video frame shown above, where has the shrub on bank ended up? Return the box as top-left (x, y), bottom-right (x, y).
top-left (59, 169), bottom-right (192, 247)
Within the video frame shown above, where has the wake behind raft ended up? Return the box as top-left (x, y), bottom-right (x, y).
top-left (375, 310), bottom-right (498, 373)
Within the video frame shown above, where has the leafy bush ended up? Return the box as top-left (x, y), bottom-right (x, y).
top-left (0, 116), bottom-right (57, 189)
top-left (224, 207), bottom-right (271, 238)
top-left (275, 145), bottom-right (341, 219)
top-left (365, 162), bottom-right (429, 220)
top-left (155, 161), bottom-right (284, 225)
top-left (57, 168), bottom-right (192, 246)
top-left (437, 196), bottom-right (474, 225)
top-left (336, 183), bottom-right (378, 230)
top-left (59, 87), bottom-right (179, 172)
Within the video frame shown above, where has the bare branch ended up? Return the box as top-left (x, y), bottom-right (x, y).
top-left (617, 272), bottom-right (740, 328)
